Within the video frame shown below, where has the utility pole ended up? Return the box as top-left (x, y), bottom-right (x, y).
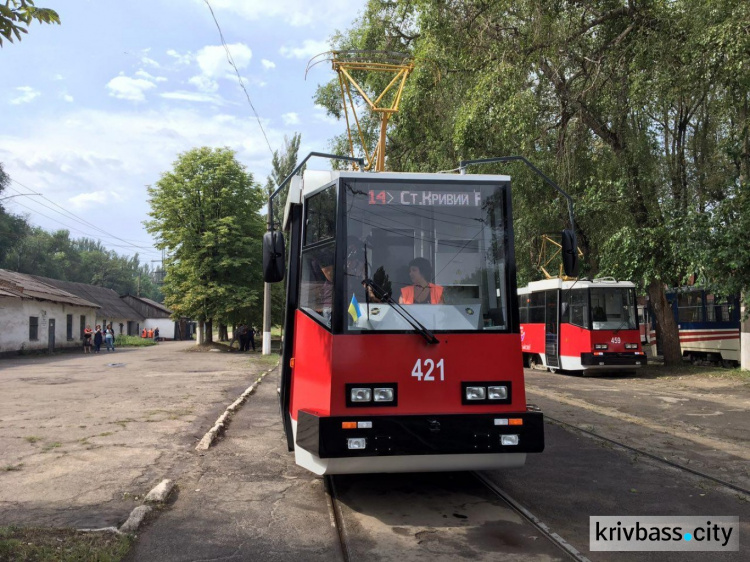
top-left (262, 198), bottom-right (272, 355)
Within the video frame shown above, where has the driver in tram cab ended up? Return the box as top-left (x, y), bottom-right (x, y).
top-left (399, 257), bottom-right (444, 304)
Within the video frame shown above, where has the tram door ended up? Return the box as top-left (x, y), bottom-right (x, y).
top-left (544, 290), bottom-right (559, 368)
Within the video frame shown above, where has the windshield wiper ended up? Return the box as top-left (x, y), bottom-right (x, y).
top-left (362, 278), bottom-right (439, 345)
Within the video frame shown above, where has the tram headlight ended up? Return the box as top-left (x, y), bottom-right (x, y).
top-left (501, 434), bottom-right (519, 446)
top-left (350, 388), bottom-right (372, 402)
top-left (373, 388), bottom-right (394, 402)
top-left (594, 344), bottom-right (608, 350)
top-left (465, 386), bottom-right (486, 401)
top-left (347, 437), bottom-right (367, 450)
top-left (488, 386), bottom-right (508, 400)
top-left (625, 343), bottom-right (638, 350)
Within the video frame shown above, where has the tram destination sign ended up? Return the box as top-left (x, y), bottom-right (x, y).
top-left (368, 189), bottom-right (482, 207)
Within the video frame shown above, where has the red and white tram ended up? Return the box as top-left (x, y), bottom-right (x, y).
top-left (518, 278), bottom-right (647, 373)
top-left (263, 155), bottom-right (577, 474)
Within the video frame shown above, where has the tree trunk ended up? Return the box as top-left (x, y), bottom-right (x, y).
top-left (218, 323), bottom-right (228, 341)
top-left (205, 319), bottom-right (214, 344)
top-left (647, 279), bottom-right (682, 365)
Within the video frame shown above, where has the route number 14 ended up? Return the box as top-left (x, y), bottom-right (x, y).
top-left (411, 358), bottom-right (445, 382)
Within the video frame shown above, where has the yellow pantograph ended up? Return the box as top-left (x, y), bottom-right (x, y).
top-left (328, 51), bottom-right (413, 172)
top-left (538, 234), bottom-right (584, 280)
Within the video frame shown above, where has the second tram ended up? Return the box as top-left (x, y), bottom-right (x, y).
top-left (264, 161), bottom-right (577, 475)
top-left (518, 278), bottom-right (647, 373)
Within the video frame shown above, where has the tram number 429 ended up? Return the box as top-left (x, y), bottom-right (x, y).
top-left (411, 358), bottom-right (445, 382)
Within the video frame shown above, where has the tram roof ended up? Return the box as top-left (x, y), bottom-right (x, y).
top-left (517, 277), bottom-right (636, 294)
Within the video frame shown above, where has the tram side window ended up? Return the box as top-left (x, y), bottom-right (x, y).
top-left (568, 289), bottom-right (590, 329)
top-left (528, 292), bottom-right (545, 324)
top-left (677, 292), bottom-right (703, 323)
top-left (300, 185), bottom-right (338, 329)
top-left (305, 185), bottom-right (337, 245)
top-left (518, 296), bottom-right (529, 324)
top-left (705, 294), bottom-right (733, 323)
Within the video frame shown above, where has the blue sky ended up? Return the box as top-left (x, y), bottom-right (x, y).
top-left (1, 0), bottom-right (366, 262)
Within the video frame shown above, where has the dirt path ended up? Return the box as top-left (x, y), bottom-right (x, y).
top-left (0, 342), bottom-right (270, 529)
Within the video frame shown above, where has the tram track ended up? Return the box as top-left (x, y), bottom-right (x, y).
top-left (545, 414), bottom-right (750, 497)
top-left (473, 471), bottom-right (592, 562)
top-left (324, 475), bottom-right (351, 562)
top-left (325, 471), bottom-right (587, 561)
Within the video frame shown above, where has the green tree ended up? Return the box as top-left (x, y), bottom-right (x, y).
top-left (145, 147), bottom-right (266, 344)
top-left (317, 0), bottom-right (750, 365)
top-left (0, 0), bottom-right (60, 46)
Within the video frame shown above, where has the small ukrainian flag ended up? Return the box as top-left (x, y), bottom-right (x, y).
top-left (348, 294), bottom-right (362, 322)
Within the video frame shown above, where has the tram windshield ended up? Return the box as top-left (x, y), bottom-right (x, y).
top-left (590, 287), bottom-right (637, 330)
top-left (343, 179), bottom-right (509, 332)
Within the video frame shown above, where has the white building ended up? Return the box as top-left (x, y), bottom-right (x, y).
top-left (0, 270), bottom-right (99, 356)
top-left (32, 276), bottom-right (145, 336)
top-left (120, 295), bottom-right (185, 339)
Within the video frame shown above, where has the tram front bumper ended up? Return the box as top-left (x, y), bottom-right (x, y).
top-left (581, 352), bottom-right (647, 367)
top-left (296, 410), bottom-right (544, 458)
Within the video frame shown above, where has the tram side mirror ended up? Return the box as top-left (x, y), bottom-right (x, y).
top-left (561, 229), bottom-right (580, 278)
top-left (263, 231), bottom-right (286, 283)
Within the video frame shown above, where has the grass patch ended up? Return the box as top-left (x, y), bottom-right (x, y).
top-left (97, 432), bottom-right (114, 437)
top-left (638, 362), bottom-right (750, 382)
top-left (256, 354), bottom-right (281, 367)
top-left (0, 526), bottom-right (132, 562)
top-left (114, 335), bottom-right (156, 348)
top-left (41, 442), bottom-right (61, 453)
top-left (2, 464), bottom-right (23, 472)
top-left (24, 436), bottom-right (41, 444)
top-left (109, 419), bottom-right (135, 429)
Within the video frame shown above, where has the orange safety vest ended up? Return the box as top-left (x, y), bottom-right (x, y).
top-left (148, 329), bottom-right (154, 338)
top-left (400, 284), bottom-right (444, 304)
top-left (141, 328), bottom-right (147, 338)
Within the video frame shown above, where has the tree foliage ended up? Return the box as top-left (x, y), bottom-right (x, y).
top-left (145, 147), bottom-right (266, 343)
top-left (316, 0), bottom-right (750, 364)
top-left (0, 0), bottom-right (60, 46)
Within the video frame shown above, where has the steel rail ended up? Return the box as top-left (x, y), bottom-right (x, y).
top-left (473, 471), bottom-right (593, 562)
top-left (545, 415), bottom-right (750, 497)
top-left (324, 475), bottom-right (351, 562)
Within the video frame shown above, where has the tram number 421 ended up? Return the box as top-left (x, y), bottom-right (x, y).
top-left (411, 358), bottom-right (445, 382)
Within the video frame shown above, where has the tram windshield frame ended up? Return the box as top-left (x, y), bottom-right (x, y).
top-left (589, 286), bottom-right (638, 331)
top-left (297, 176), bottom-right (516, 335)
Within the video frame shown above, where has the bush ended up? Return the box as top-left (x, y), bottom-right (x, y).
top-left (114, 335), bottom-right (157, 347)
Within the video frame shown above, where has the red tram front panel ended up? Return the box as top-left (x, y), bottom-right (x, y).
top-left (290, 311), bottom-right (543, 474)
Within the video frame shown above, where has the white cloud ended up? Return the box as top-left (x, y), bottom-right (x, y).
top-left (10, 86), bottom-right (41, 105)
top-left (135, 70), bottom-right (167, 83)
top-left (141, 56), bottom-right (160, 68)
top-left (200, 0), bottom-right (362, 28)
top-left (53, 74), bottom-right (64, 81)
top-left (261, 59), bottom-right (276, 70)
top-left (61, 93), bottom-right (74, 103)
top-left (106, 76), bottom-right (157, 102)
top-left (196, 43), bottom-right (252, 79)
top-left (160, 91), bottom-right (224, 103)
top-left (188, 75), bottom-right (219, 93)
top-left (282, 112), bottom-right (300, 125)
top-left (166, 49), bottom-right (193, 65)
top-left (279, 39), bottom-right (330, 60)
top-left (68, 191), bottom-right (111, 210)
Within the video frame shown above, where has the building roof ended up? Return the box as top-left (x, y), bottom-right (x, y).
top-left (0, 269), bottom-right (100, 308)
top-left (30, 275), bottom-right (143, 321)
top-left (124, 294), bottom-right (172, 316)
